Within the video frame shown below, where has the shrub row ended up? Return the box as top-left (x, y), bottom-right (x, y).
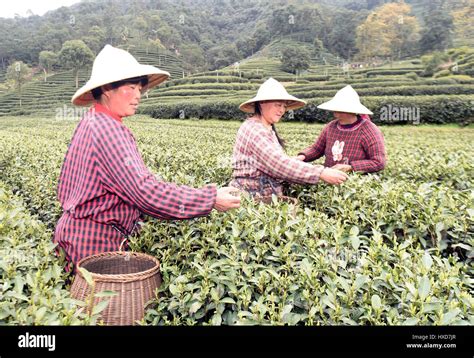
top-left (157, 83), bottom-right (256, 92)
top-left (138, 95), bottom-right (474, 124)
top-left (287, 78), bottom-right (467, 93)
top-left (292, 85), bottom-right (474, 98)
top-left (366, 69), bottom-right (424, 77)
top-left (191, 70), bottom-right (265, 80)
top-left (298, 75), bottom-right (330, 81)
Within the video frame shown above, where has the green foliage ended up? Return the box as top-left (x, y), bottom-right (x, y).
top-left (280, 46), bottom-right (311, 75)
top-left (366, 69), bottom-right (424, 77)
top-left (0, 183), bottom-right (90, 325)
top-left (5, 61), bottom-right (32, 107)
top-left (293, 85), bottom-right (474, 98)
top-left (58, 40), bottom-right (94, 88)
top-left (0, 0), bottom-right (472, 76)
top-left (0, 116), bottom-right (472, 326)
top-left (139, 95), bottom-right (474, 124)
top-left (355, 2), bottom-right (420, 60)
top-left (39, 51), bottom-right (58, 81)
top-left (434, 69), bottom-right (451, 78)
top-left (419, 6), bottom-right (454, 53)
top-left (421, 51), bottom-right (451, 77)
top-left (406, 72), bottom-right (419, 81)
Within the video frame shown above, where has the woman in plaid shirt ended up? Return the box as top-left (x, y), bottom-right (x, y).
top-left (297, 85), bottom-right (386, 173)
top-left (229, 78), bottom-right (348, 197)
top-left (54, 45), bottom-right (240, 271)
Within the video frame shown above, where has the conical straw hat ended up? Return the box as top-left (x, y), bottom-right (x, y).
top-left (72, 45), bottom-right (170, 106)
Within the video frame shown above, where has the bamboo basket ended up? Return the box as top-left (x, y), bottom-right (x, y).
top-left (70, 251), bottom-right (161, 325)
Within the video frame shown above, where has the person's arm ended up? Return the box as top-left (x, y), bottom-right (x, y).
top-left (350, 126), bottom-right (386, 173)
top-left (91, 117), bottom-right (217, 220)
top-left (297, 125), bottom-right (328, 162)
top-left (249, 127), bottom-right (325, 184)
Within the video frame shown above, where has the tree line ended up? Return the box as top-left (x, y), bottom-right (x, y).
top-left (1, 0), bottom-right (471, 83)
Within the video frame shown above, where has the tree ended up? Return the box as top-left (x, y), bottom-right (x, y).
top-left (6, 61), bottom-right (32, 107)
top-left (419, 2), bottom-right (454, 52)
top-left (390, 3), bottom-right (420, 58)
top-left (421, 51), bottom-right (450, 77)
top-left (355, 2), bottom-right (420, 60)
top-left (325, 9), bottom-right (361, 60)
top-left (84, 26), bottom-right (107, 54)
top-left (452, 0), bottom-right (474, 46)
top-left (313, 38), bottom-right (324, 57)
top-left (58, 40), bottom-right (94, 88)
top-left (236, 36), bottom-right (257, 58)
top-left (268, 4), bottom-right (325, 40)
top-left (207, 44), bottom-right (241, 70)
top-left (133, 17), bottom-right (148, 41)
top-left (180, 44), bottom-right (206, 72)
top-left (356, 14), bottom-right (391, 60)
top-left (39, 51), bottom-right (58, 81)
top-left (280, 46), bottom-right (311, 75)
top-left (451, 0), bottom-right (474, 47)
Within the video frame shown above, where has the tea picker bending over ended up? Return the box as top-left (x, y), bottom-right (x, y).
top-left (229, 77), bottom-right (348, 198)
top-left (54, 45), bottom-right (240, 272)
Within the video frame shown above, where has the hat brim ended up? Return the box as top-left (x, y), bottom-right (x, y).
top-left (72, 65), bottom-right (170, 106)
top-left (239, 95), bottom-right (307, 113)
top-left (317, 99), bottom-right (373, 115)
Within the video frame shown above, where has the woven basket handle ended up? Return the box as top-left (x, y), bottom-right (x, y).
top-left (119, 238), bottom-right (131, 261)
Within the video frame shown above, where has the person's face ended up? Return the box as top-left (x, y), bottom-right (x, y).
top-left (102, 82), bottom-right (143, 117)
top-left (333, 111), bottom-right (357, 122)
top-left (259, 100), bottom-right (288, 125)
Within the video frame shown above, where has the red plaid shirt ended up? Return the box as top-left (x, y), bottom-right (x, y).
top-left (298, 115), bottom-right (386, 173)
top-left (53, 104), bottom-right (216, 269)
top-left (229, 117), bottom-right (324, 196)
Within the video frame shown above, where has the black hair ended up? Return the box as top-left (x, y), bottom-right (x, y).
top-left (254, 101), bottom-right (286, 150)
top-left (91, 75), bottom-right (149, 100)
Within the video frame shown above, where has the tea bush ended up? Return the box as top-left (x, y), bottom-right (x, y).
top-left (0, 116), bottom-right (472, 326)
top-left (139, 95), bottom-right (474, 124)
top-left (0, 183), bottom-right (88, 325)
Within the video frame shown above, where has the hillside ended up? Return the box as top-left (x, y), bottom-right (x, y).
top-left (1, 43), bottom-right (472, 126)
top-left (0, 0), bottom-right (473, 121)
top-left (0, 47), bottom-right (185, 116)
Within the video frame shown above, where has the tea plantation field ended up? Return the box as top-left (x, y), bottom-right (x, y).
top-left (0, 116), bottom-right (472, 325)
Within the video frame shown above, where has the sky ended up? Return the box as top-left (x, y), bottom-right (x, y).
top-left (0, 0), bottom-right (82, 18)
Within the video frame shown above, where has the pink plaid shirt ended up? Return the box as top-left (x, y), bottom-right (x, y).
top-left (54, 104), bottom-right (216, 269)
top-left (298, 115), bottom-right (386, 173)
top-left (229, 117), bottom-right (324, 196)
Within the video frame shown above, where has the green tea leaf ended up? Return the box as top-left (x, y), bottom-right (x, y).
top-left (91, 300), bottom-right (110, 316)
top-left (451, 243), bottom-right (472, 251)
top-left (441, 308), bottom-right (461, 325)
top-left (189, 301), bottom-right (203, 314)
top-left (282, 312), bottom-right (302, 325)
top-left (350, 226), bottom-right (359, 237)
top-left (78, 267), bottom-right (94, 287)
top-left (421, 252), bottom-right (433, 270)
top-left (94, 290), bottom-right (118, 298)
top-left (371, 294), bottom-right (382, 310)
top-left (402, 317), bottom-right (419, 325)
top-left (35, 307), bottom-right (47, 322)
top-left (406, 282), bottom-right (417, 297)
top-left (418, 276), bottom-right (431, 300)
top-left (354, 275), bottom-right (369, 291)
top-left (351, 236), bottom-right (360, 250)
top-left (220, 297), bottom-right (236, 305)
top-left (211, 313), bottom-right (222, 325)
